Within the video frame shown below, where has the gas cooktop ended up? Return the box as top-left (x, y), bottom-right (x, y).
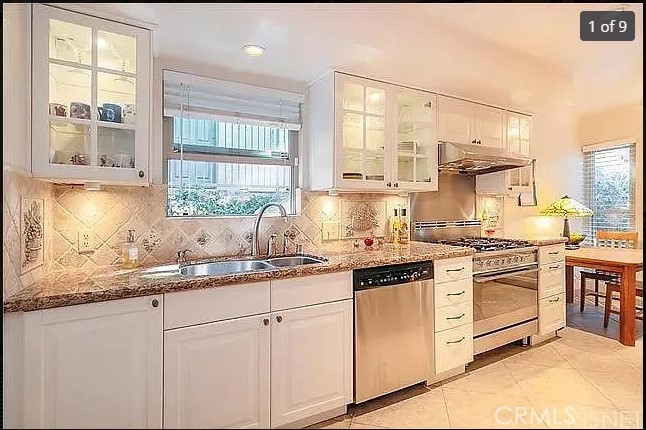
top-left (438, 237), bottom-right (534, 253)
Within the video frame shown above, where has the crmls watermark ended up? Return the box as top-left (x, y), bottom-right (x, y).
top-left (494, 406), bottom-right (639, 428)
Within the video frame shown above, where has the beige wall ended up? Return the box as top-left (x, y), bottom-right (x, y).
top-left (577, 104), bottom-right (643, 248)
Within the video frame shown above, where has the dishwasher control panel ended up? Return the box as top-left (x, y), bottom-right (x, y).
top-left (353, 261), bottom-right (433, 291)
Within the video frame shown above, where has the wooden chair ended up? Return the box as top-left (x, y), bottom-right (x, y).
top-left (604, 280), bottom-right (643, 328)
top-left (580, 230), bottom-right (638, 312)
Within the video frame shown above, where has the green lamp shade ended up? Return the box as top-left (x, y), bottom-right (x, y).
top-left (539, 195), bottom-right (593, 240)
top-left (539, 195), bottom-right (593, 218)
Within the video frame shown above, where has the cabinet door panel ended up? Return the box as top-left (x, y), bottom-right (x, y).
top-left (23, 295), bottom-right (162, 429)
top-left (476, 105), bottom-right (505, 148)
top-left (438, 96), bottom-right (475, 144)
top-left (271, 300), bottom-right (353, 428)
top-left (164, 314), bottom-right (270, 429)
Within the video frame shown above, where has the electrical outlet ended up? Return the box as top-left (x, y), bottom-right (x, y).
top-left (78, 230), bottom-right (93, 253)
top-left (321, 221), bottom-right (340, 241)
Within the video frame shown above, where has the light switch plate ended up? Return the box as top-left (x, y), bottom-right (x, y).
top-left (78, 230), bottom-right (94, 253)
top-left (321, 221), bottom-right (340, 241)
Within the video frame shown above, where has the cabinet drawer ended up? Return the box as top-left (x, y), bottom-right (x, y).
top-left (434, 278), bottom-right (473, 308)
top-left (434, 257), bottom-right (473, 284)
top-left (538, 244), bottom-right (565, 265)
top-left (435, 301), bottom-right (473, 333)
top-left (538, 293), bottom-right (565, 335)
top-left (435, 324), bottom-right (473, 374)
top-left (538, 263), bottom-right (564, 299)
top-left (271, 271), bottom-right (352, 312)
top-left (164, 282), bottom-right (270, 330)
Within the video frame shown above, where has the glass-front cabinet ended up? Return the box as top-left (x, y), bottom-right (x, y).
top-left (336, 75), bottom-right (388, 188)
top-left (330, 73), bottom-right (439, 191)
top-left (32, 4), bottom-right (150, 184)
top-left (393, 89), bottom-right (438, 191)
top-left (506, 112), bottom-right (532, 188)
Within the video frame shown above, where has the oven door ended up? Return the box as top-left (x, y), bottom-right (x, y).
top-left (472, 265), bottom-right (539, 338)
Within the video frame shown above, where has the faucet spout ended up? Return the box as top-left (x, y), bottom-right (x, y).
top-left (252, 202), bottom-right (288, 256)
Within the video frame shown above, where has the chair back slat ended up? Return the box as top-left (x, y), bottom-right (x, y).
top-left (596, 230), bottom-right (638, 249)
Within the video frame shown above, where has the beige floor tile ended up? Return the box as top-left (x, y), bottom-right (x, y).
top-left (578, 367), bottom-right (644, 414)
top-left (528, 398), bottom-right (640, 429)
top-left (442, 387), bottom-right (546, 428)
top-left (441, 361), bottom-right (525, 397)
top-left (553, 327), bottom-right (626, 353)
top-left (349, 422), bottom-right (388, 429)
top-left (503, 344), bottom-right (573, 369)
top-left (551, 341), bottom-right (641, 375)
top-left (308, 416), bottom-right (352, 429)
top-left (351, 389), bottom-right (450, 429)
top-left (505, 363), bottom-right (615, 408)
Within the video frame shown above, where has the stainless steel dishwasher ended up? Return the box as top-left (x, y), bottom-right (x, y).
top-left (353, 261), bottom-right (433, 403)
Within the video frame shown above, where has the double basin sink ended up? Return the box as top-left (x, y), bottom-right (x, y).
top-left (178, 255), bottom-right (326, 277)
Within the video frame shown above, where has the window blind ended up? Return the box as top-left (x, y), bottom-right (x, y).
top-left (582, 143), bottom-right (636, 245)
top-left (163, 70), bottom-right (303, 130)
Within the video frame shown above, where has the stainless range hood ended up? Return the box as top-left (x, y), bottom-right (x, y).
top-left (438, 141), bottom-right (532, 175)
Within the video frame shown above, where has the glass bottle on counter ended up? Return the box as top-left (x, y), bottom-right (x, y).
top-left (399, 208), bottom-right (409, 244)
top-left (391, 209), bottom-right (401, 244)
top-left (121, 229), bottom-right (140, 269)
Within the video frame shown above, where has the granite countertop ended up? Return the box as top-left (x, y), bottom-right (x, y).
top-left (3, 241), bottom-right (474, 313)
top-left (515, 237), bottom-right (568, 246)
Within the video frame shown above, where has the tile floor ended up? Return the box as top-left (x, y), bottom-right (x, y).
top-left (310, 298), bottom-right (643, 429)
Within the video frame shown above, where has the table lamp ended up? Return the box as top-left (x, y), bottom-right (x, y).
top-left (539, 195), bottom-right (593, 242)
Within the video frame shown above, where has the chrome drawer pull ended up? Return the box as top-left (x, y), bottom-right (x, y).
top-left (446, 313), bottom-right (466, 320)
top-left (549, 297), bottom-right (560, 303)
top-left (446, 336), bottom-right (465, 344)
top-left (446, 291), bottom-right (466, 296)
top-left (446, 267), bottom-right (465, 272)
top-left (548, 265), bottom-right (560, 269)
top-left (548, 251), bottom-right (559, 255)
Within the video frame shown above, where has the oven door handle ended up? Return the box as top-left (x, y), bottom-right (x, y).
top-left (473, 266), bottom-right (540, 283)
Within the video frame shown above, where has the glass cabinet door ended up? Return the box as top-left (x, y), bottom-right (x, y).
top-left (394, 90), bottom-right (437, 189)
top-left (507, 113), bottom-right (532, 187)
top-left (338, 77), bottom-right (386, 184)
top-left (33, 4), bottom-right (149, 183)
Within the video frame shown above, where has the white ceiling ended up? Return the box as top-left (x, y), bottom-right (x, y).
top-left (75, 3), bottom-right (643, 113)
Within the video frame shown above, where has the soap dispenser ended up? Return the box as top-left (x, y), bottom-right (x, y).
top-left (121, 229), bottom-right (140, 269)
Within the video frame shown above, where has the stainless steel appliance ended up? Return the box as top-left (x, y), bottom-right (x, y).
top-left (421, 232), bottom-right (540, 354)
top-left (438, 141), bottom-right (533, 175)
top-left (353, 261), bottom-right (433, 403)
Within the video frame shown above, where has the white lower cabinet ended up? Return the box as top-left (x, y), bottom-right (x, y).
top-left (270, 300), bottom-right (353, 428)
top-left (21, 296), bottom-right (163, 429)
top-left (164, 314), bottom-right (271, 429)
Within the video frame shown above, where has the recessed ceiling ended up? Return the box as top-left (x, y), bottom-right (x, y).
top-left (74, 3), bottom-right (643, 113)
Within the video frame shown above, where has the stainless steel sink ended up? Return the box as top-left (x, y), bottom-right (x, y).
top-left (263, 256), bottom-right (326, 268)
top-left (180, 260), bottom-right (274, 277)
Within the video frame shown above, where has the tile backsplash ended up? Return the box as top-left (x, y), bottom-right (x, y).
top-left (49, 185), bottom-right (409, 270)
top-left (3, 168), bottom-right (54, 297)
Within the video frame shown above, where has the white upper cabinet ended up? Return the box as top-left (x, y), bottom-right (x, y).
top-left (438, 95), bottom-right (505, 148)
top-left (438, 96), bottom-right (476, 144)
top-left (475, 105), bottom-right (505, 148)
top-left (393, 88), bottom-right (439, 191)
top-left (31, 4), bottom-right (151, 185)
top-left (308, 71), bottom-right (438, 192)
top-left (475, 111), bottom-right (533, 194)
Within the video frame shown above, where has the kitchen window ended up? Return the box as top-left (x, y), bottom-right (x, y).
top-left (162, 71), bottom-right (303, 217)
top-left (582, 143), bottom-right (636, 244)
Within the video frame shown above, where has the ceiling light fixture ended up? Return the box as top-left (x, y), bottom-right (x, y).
top-left (242, 44), bottom-right (265, 57)
top-left (84, 181), bottom-right (102, 191)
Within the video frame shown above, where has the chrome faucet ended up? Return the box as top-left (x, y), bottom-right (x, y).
top-left (176, 249), bottom-right (191, 265)
top-left (252, 202), bottom-right (288, 256)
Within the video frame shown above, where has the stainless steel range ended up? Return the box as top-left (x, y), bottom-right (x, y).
top-left (418, 228), bottom-right (540, 355)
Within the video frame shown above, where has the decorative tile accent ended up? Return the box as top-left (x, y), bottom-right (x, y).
top-left (20, 196), bottom-right (45, 273)
top-left (194, 228), bottom-right (213, 248)
top-left (341, 200), bottom-right (387, 239)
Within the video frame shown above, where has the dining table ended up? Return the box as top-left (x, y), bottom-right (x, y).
top-left (565, 247), bottom-right (643, 346)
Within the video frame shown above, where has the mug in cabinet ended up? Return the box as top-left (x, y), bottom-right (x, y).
top-left (49, 103), bottom-right (67, 117)
top-left (98, 103), bottom-right (123, 123)
top-left (70, 102), bottom-right (91, 119)
top-left (122, 104), bottom-right (136, 124)
top-left (114, 153), bottom-right (134, 168)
